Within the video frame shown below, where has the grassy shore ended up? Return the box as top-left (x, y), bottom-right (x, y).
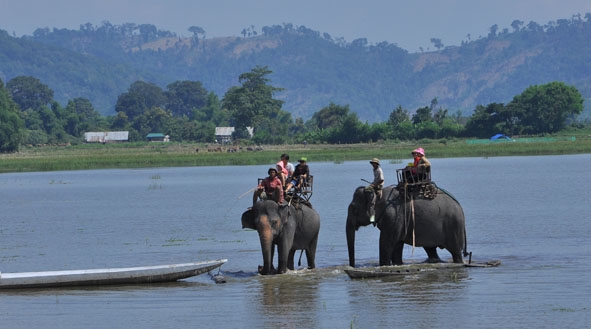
top-left (1, 132), bottom-right (591, 173)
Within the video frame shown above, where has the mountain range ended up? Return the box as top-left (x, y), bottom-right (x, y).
top-left (1, 17), bottom-right (590, 122)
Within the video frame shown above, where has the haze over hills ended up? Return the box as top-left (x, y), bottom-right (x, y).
top-left (1, 16), bottom-right (590, 122)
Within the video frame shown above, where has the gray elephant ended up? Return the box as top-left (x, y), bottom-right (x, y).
top-left (242, 200), bottom-right (320, 275)
top-left (346, 185), bottom-right (468, 267)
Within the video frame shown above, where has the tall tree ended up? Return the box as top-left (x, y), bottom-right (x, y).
top-left (387, 105), bottom-right (410, 127)
top-left (509, 82), bottom-right (584, 134)
top-left (412, 106), bottom-right (433, 125)
top-left (222, 66), bottom-right (285, 134)
top-left (0, 79), bottom-right (24, 152)
top-left (464, 103), bottom-right (506, 138)
top-left (115, 81), bottom-right (166, 121)
top-left (64, 98), bottom-right (103, 136)
top-left (165, 80), bottom-right (208, 118)
top-left (386, 105), bottom-right (413, 139)
top-left (6, 76), bottom-right (54, 111)
top-left (310, 103), bottom-right (350, 130)
top-left (430, 38), bottom-right (443, 50)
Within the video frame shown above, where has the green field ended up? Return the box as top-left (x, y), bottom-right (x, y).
top-left (2, 133), bottom-right (591, 173)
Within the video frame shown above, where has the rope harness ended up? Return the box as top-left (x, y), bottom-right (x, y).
top-left (399, 181), bottom-right (437, 257)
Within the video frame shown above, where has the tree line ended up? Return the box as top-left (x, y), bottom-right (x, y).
top-left (0, 66), bottom-right (585, 153)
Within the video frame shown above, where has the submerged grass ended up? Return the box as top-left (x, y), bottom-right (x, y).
top-left (1, 132), bottom-right (591, 173)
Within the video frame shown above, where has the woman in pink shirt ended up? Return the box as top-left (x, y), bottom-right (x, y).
top-left (276, 153), bottom-right (290, 188)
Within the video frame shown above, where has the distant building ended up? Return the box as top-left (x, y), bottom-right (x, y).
top-left (215, 127), bottom-right (234, 144)
top-left (146, 133), bottom-right (169, 142)
top-left (215, 126), bottom-right (253, 144)
top-left (84, 131), bottom-right (129, 143)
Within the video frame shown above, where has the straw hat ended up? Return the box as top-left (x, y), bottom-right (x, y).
top-left (369, 158), bottom-right (380, 165)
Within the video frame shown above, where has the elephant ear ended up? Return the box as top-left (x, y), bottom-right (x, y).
top-left (363, 188), bottom-right (375, 202)
top-left (241, 208), bottom-right (256, 229)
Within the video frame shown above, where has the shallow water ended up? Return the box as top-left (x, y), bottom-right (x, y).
top-left (1, 154), bottom-right (590, 328)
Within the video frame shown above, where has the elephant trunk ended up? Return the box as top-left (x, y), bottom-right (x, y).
top-left (346, 212), bottom-right (357, 267)
top-left (257, 216), bottom-right (274, 275)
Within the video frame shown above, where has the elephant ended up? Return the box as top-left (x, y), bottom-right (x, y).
top-left (242, 200), bottom-right (321, 275)
top-left (346, 185), bottom-right (468, 267)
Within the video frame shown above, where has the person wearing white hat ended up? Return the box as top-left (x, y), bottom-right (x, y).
top-left (368, 158), bottom-right (384, 223)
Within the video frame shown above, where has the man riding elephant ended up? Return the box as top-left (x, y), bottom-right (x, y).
top-left (253, 168), bottom-right (284, 207)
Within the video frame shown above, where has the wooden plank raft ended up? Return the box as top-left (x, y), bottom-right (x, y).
top-left (345, 260), bottom-right (501, 279)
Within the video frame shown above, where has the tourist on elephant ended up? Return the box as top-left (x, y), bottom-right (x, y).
top-left (276, 153), bottom-right (290, 188)
top-left (367, 158), bottom-right (384, 224)
top-left (404, 147), bottom-right (431, 183)
top-left (253, 168), bottom-right (284, 206)
top-left (285, 157), bottom-right (310, 192)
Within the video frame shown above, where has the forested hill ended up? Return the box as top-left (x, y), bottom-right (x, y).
top-left (1, 17), bottom-right (591, 122)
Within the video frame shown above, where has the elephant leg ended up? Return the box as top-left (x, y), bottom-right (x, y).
top-left (287, 249), bottom-right (296, 270)
top-left (270, 245), bottom-right (277, 274)
top-left (424, 247), bottom-right (443, 263)
top-left (391, 241), bottom-right (404, 265)
top-left (305, 236), bottom-right (318, 269)
top-left (276, 242), bottom-right (289, 274)
top-left (449, 249), bottom-right (464, 264)
top-left (380, 232), bottom-right (401, 266)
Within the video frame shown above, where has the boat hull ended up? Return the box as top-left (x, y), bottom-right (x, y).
top-left (0, 259), bottom-right (227, 289)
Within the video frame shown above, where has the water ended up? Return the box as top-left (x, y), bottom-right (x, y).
top-left (1, 154), bottom-right (590, 328)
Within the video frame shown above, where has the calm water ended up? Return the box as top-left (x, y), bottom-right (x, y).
top-left (1, 154), bottom-right (590, 328)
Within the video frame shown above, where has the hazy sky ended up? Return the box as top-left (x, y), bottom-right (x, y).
top-left (2, 0), bottom-right (591, 51)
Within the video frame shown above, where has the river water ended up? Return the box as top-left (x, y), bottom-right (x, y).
top-left (1, 154), bottom-right (590, 328)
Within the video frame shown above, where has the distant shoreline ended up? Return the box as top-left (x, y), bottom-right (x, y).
top-left (2, 134), bottom-right (590, 174)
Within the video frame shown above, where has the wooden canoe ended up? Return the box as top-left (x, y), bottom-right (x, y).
top-left (0, 259), bottom-right (227, 289)
top-left (345, 260), bottom-right (501, 279)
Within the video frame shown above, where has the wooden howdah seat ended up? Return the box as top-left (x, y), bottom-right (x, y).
top-left (396, 167), bottom-right (437, 199)
top-left (297, 175), bottom-right (313, 201)
top-left (286, 175), bottom-right (314, 202)
top-left (396, 166), bottom-right (431, 186)
top-left (256, 175), bottom-right (314, 203)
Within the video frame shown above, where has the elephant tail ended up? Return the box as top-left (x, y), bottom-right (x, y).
top-left (463, 226), bottom-right (469, 257)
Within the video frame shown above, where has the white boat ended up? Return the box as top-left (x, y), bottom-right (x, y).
top-left (0, 259), bottom-right (227, 289)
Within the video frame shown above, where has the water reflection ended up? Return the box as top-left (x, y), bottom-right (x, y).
top-left (252, 272), bottom-right (320, 328)
top-left (346, 268), bottom-right (469, 326)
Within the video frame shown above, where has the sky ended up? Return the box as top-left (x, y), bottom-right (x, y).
top-left (2, 0), bottom-right (591, 52)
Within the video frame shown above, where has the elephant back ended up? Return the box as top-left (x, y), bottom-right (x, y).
top-left (394, 181), bottom-right (456, 202)
top-left (287, 203), bottom-right (320, 233)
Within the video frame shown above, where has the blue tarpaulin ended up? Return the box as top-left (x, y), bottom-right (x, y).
top-left (490, 134), bottom-right (511, 140)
